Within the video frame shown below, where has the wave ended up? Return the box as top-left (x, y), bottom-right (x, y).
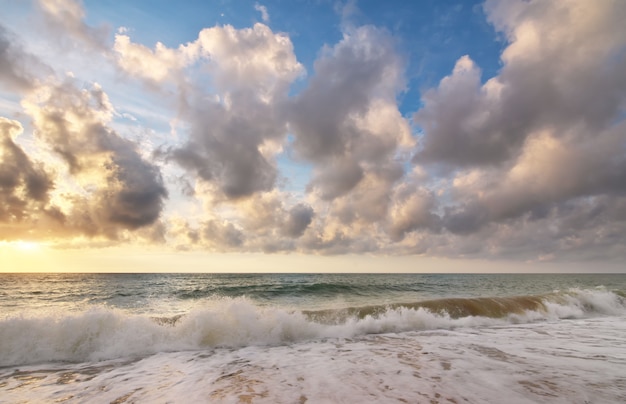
top-left (174, 282), bottom-right (371, 300)
top-left (304, 288), bottom-right (625, 322)
top-left (1, 288), bottom-right (624, 367)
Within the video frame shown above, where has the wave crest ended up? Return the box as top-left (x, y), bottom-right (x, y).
top-left (1, 288), bottom-right (623, 367)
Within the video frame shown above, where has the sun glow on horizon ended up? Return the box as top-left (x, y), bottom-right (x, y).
top-left (0, 240), bottom-right (51, 272)
top-left (11, 240), bottom-right (43, 252)
top-left (0, 240), bottom-right (45, 251)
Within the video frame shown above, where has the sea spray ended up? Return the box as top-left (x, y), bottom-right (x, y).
top-left (2, 288), bottom-right (624, 367)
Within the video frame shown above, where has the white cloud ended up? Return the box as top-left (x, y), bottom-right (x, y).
top-left (20, 78), bottom-right (167, 239)
top-left (113, 35), bottom-right (190, 84)
top-left (410, 0), bottom-right (626, 260)
top-left (254, 3), bottom-right (270, 23)
top-left (2, 0), bottom-right (626, 264)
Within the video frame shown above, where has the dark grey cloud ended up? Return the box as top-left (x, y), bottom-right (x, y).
top-left (412, 56), bottom-right (514, 167)
top-left (105, 138), bottom-right (167, 229)
top-left (387, 187), bottom-right (441, 241)
top-left (307, 160), bottom-right (363, 200)
top-left (289, 26), bottom-right (408, 201)
top-left (432, 195), bottom-right (626, 263)
top-left (286, 24), bottom-right (416, 251)
top-left (300, 230), bottom-right (356, 255)
top-left (442, 202), bottom-right (489, 235)
top-left (3, 0), bottom-right (624, 264)
top-left (414, 0), bottom-right (626, 168)
top-left (201, 220), bottom-right (244, 249)
top-left (26, 79), bottom-right (167, 237)
top-left (164, 23), bottom-right (303, 201)
top-left (114, 21), bottom-right (415, 253)
top-left (397, 0), bottom-right (626, 263)
top-left (0, 118), bottom-right (54, 224)
top-left (437, 118), bottom-right (626, 238)
top-left (171, 101), bottom-right (280, 199)
top-left (167, 193), bottom-right (313, 251)
top-left (122, 1), bottom-right (626, 262)
top-left (282, 203), bottom-right (314, 238)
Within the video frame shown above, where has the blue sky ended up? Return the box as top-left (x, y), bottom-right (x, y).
top-left (1, 0), bottom-right (626, 272)
top-left (2, 1), bottom-right (503, 115)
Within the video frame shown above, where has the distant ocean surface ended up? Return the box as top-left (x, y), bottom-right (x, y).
top-left (1, 273), bottom-right (625, 403)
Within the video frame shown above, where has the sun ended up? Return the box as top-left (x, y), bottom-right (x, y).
top-left (10, 241), bottom-right (42, 252)
top-left (0, 240), bottom-right (54, 273)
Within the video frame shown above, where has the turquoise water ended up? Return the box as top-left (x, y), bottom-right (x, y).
top-left (2, 273), bottom-right (625, 315)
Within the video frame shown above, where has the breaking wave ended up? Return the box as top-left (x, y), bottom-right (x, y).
top-left (1, 288), bottom-right (624, 367)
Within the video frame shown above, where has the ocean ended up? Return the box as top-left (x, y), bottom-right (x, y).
top-left (0, 273), bottom-right (625, 403)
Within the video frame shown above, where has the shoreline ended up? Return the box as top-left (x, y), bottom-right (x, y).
top-left (2, 316), bottom-right (625, 403)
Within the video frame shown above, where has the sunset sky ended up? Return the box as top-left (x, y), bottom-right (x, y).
top-left (1, 0), bottom-right (625, 272)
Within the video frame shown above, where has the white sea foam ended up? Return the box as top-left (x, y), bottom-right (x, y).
top-left (1, 315), bottom-right (625, 403)
top-left (1, 288), bottom-right (624, 367)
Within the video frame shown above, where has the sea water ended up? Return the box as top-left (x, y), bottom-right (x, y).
top-left (0, 273), bottom-right (625, 403)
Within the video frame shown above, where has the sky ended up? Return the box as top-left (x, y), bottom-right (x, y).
top-left (1, 0), bottom-right (626, 273)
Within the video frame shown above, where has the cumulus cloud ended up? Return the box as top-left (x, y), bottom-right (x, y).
top-left (414, 0), bottom-right (626, 168)
top-left (290, 26), bottom-right (413, 233)
top-left (166, 190), bottom-right (314, 252)
top-left (165, 24), bottom-right (304, 200)
top-left (388, 186), bottom-right (440, 241)
top-left (201, 219), bottom-right (244, 249)
top-left (114, 22), bottom-right (414, 252)
top-left (283, 203), bottom-right (315, 238)
top-left (2, 0), bottom-right (626, 263)
top-left (0, 118), bottom-right (55, 233)
top-left (112, 19), bottom-right (414, 253)
top-left (409, 0), bottom-right (626, 261)
top-left (429, 194), bottom-right (626, 263)
top-left (22, 78), bottom-right (167, 238)
top-left (194, 23), bottom-right (304, 96)
top-left (291, 26), bottom-right (408, 164)
top-left (113, 34), bottom-right (194, 85)
top-left (171, 101), bottom-right (281, 199)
